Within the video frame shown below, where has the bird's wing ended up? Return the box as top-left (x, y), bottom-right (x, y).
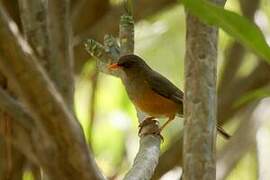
top-left (146, 70), bottom-right (183, 105)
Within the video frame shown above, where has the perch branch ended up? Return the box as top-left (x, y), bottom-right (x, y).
top-left (124, 136), bottom-right (160, 180)
top-left (73, 0), bottom-right (178, 73)
top-left (85, 5), bottom-right (161, 179)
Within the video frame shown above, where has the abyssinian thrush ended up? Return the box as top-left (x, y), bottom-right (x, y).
top-left (109, 54), bottom-right (230, 139)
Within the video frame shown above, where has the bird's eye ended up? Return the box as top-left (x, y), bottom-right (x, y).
top-left (121, 61), bottom-right (133, 68)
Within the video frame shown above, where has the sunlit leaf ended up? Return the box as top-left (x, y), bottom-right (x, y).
top-left (182, 0), bottom-right (270, 64)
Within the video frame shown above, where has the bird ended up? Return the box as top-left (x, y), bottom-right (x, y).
top-left (108, 54), bottom-right (230, 139)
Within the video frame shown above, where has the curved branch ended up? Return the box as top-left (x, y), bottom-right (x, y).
top-left (124, 136), bottom-right (160, 180)
top-left (0, 5), bottom-right (104, 180)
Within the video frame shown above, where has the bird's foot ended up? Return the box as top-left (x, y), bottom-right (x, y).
top-left (138, 117), bottom-right (163, 141)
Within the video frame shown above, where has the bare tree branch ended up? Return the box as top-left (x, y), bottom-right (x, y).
top-left (218, 61), bottom-right (270, 125)
top-left (152, 133), bottom-right (183, 180)
top-left (85, 7), bottom-right (161, 179)
top-left (48, 0), bottom-right (74, 108)
top-left (74, 0), bottom-right (178, 73)
top-left (0, 5), bottom-right (104, 180)
top-left (218, 0), bottom-right (259, 92)
top-left (217, 99), bottom-right (270, 180)
top-left (153, 0), bottom-right (264, 176)
top-left (124, 136), bottom-right (160, 180)
top-left (183, 0), bottom-right (222, 178)
top-left (18, 0), bottom-right (50, 67)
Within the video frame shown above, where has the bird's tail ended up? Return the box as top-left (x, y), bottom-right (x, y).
top-left (176, 113), bottom-right (231, 139)
top-left (217, 124), bottom-right (231, 139)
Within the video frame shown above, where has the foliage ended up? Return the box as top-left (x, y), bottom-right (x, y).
top-left (182, 0), bottom-right (270, 63)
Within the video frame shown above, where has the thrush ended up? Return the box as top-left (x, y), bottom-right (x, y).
top-left (108, 54), bottom-right (230, 139)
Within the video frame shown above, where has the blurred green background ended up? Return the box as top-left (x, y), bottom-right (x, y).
top-left (72, 0), bottom-right (270, 179)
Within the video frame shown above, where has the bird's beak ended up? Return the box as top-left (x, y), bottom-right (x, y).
top-left (108, 63), bottom-right (120, 70)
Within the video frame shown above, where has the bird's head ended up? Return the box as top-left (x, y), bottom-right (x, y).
top-left (108, 54), bottom-right (149, 74)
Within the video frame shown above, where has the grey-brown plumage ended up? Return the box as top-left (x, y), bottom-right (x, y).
top-left (111, 54), bottom-right (230, 139)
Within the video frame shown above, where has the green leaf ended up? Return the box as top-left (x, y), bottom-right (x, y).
top-left (182, 0), bottom-right (270, 64)
top-left (233, 86), bottom-right (270, 108)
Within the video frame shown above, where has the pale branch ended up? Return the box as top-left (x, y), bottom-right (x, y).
top-left (74, 0), bottom-right (177, 46)
top-left (183, 0), bottom-right (220, 178)
top-left (103, 34), bottom-right (120, 60)
top-left (73, 0), bottom-right (178, 73)
top-left (85, 10), bottom-right (161, 180)
top-left (153, 0), bottom-right (261, 177)
top-left (85, 38), bottom-right (120, 77)
top-left (48, 0), bottom-right (74, 108)
top-left (153, 61), bottom-right (270, 178)
top-left (152, 133), bottom-right (183, 179)
top-left (0, 5), bottom-right (104, 180)
top-left (119, 15), bottom-right (134, 55)
top-left (218, 0), bottom-right (260, 125)
top-left (218, 61), bottom-right (270, 125)
top-left (119, 11), bottom-right (161, 180)
top-left (217, 99), bottom-right (270, 180)
top-left (124, 136), bottom-right (161, 180)
top-left (218, 0), bottom-right (259, 92)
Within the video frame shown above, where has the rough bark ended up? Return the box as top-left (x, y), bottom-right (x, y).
top-left (48, 0), bottom-right (74, 108)
top-left (153, 0), bottom-right (262, 177)
top-left (183, 4), bottom-right (219, 180)
top-left (0, 4), bottom-right (104, 180)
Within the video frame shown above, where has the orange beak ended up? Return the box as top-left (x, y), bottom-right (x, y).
top-left (108, 63), bottom-right (120, 70)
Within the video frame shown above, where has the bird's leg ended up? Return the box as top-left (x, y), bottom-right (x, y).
top-left (138, 116), bottom-right (156, 127)
top-left (138, 117), bottom-right (163, 140)
top-left (159, 115), bottom-right (175, 133)
top-left (138, 116), bottom-right (157, 135)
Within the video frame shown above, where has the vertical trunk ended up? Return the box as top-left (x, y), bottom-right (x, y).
top-left (183, 7), bottom-right (218, 180)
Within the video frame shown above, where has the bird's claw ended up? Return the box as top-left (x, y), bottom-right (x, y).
top-left (138, 117), bottom-right (164, 141)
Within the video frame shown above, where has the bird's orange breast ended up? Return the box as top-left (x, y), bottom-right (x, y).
top-left (133, 88), bottom-right (180, 118)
